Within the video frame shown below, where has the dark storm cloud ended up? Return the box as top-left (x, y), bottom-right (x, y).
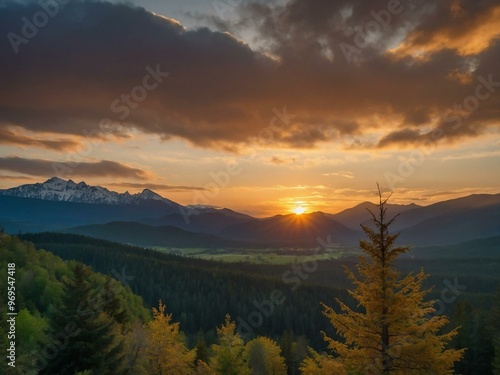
top-left (0, 0), bottom-right (498, 151)
top-left (226, 0), bottom-right (500, 147)
top-left (0, 157), bottom-right (147, 178)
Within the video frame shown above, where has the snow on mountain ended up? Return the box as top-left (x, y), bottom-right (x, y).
top-left (0, 177), bottom-right (179, 206)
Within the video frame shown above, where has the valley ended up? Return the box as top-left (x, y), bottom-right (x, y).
top-left (1, 178), bottom-right (499, 374)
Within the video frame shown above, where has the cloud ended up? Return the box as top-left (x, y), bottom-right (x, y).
top-left (0, 126), bottom-right (79, 151)
top-left (0, 0), bottom-right (498, 152)
top-left (270, 156), bottom-right (296, 165)
top-left (0, 174), bottom-right (33, 181)
top-left (0, 157), bottom-right (147, 179)
top-left (322, 171), bottom-right (354, 179)
top-left (377, 128), bottom-right (421, 148)
top-left (376, 111), bottom-right (487, 149)
top-left (107, 182), bottom-right (208, 192)
top-left (441, 149), bottom-right (500, 161)
top-left (392, 4), bottom-right (500, 57)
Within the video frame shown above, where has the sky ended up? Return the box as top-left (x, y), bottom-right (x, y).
top-left (0, 0), bottom-right (499, 216)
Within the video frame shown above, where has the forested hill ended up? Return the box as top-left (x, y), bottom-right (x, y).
top-left (0, 232), bottom-right (149, 373)
top-left (18, 232), bottom-right (347, 348)
top-left (5, 232), bottom-right (500, 374)
top-left (4, 232), bottom-right (347, 373)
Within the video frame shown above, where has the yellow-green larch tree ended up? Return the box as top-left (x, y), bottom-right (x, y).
top-left (209, 314), bottom-right (249, 375)
top-left (245, 336), bottom-right (288, 375)
top-left (146, 300), bottom-right (196, 375)
top-left (306, 187), bottom-right (464, 374)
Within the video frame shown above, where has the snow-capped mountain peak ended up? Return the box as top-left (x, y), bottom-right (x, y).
top-left (0, 177), bottom-right (179, 206)
top-left (138, 189), bottom-right (164, 201)
top-left (44, 176), bottom-right (69, 189)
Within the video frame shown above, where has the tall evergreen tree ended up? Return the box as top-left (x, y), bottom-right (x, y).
top-left (101, 278), bottom-right (129, 327)
top-left (310, 187), bottom-right (463, 374)
top-left (454, 301), bottom-right (494, 375)
top-left (494, 339), bottom-right (500, 374)
top-left (452, 300), bottom-right (474, 374)
top-left (472, 311), bottom-right (494, 375)
top-left (491, 288), bottom-right (500, 375)
top-left (280, 330), bottom-right (297, 375)
top-left (41, 263), bottom-right (125, 375)
top-left (195, 330), bottom-right (210, 364)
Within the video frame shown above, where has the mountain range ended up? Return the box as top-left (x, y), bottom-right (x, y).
top-left (1, 177), bottom-right (499, 248)
top-left (0, 176), bottom-right (178, 206)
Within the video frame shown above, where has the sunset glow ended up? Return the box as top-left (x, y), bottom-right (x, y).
top-left (0, 0), bottom-right (498, 216)
top-left (1, 2), bottom-right (499, 372)
top-left (293, 206), bottom-right (307, 215)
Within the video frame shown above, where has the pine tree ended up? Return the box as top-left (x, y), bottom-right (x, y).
top-left (452, 300), bottom-right (474, 374)
top-left (310, 187), bottom-right (464, 374)
top-left (195, 330), bottom-right (210, 364)
top-left (494, 338), bottom-right (500, 375)
top-left (472, 311), bottom-right (494, 374)
top-left (41, 263), bottom-right (126, 375)
top-left (146, 300), bottom-right (196, 375)
top-left (280, 330), bottom-right (298, 374)
top-left (491, 288), bottom-right (500, 375)
top-left (101, 278), bottom-right (129, 327)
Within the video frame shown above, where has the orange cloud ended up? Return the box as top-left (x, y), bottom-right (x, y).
top-left (0, 0), bottom-right (498, 154)
top-left (0, 157), bottom-right (149, 179)
top-left (392, 6), bottom-right (500, 58)
top-left (0, 126), bottom-right (79, 151)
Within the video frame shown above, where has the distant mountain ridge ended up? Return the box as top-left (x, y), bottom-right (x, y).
top-left (218, 211), bottom-right (362, 246)
top-left (64, 221), bottom-right (247, 248)
top-left (140, 210), bottom-right (256, 233)
top-left (0, 177), bottom-right (178, 206)
top-left (330, 201), bottom-right (421, 230)
top-left (0, 178), bottom-right (499, 248)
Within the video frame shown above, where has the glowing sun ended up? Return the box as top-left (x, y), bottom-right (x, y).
top-left (293, 206), bottom-right (306, 215)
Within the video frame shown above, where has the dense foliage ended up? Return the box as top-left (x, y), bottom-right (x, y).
top-left (18, 232), bottom-right (347, 349)
top-left (1, 225), bottom-right (498, 374)
top-left (0, 233), bottom-right (148, 374)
